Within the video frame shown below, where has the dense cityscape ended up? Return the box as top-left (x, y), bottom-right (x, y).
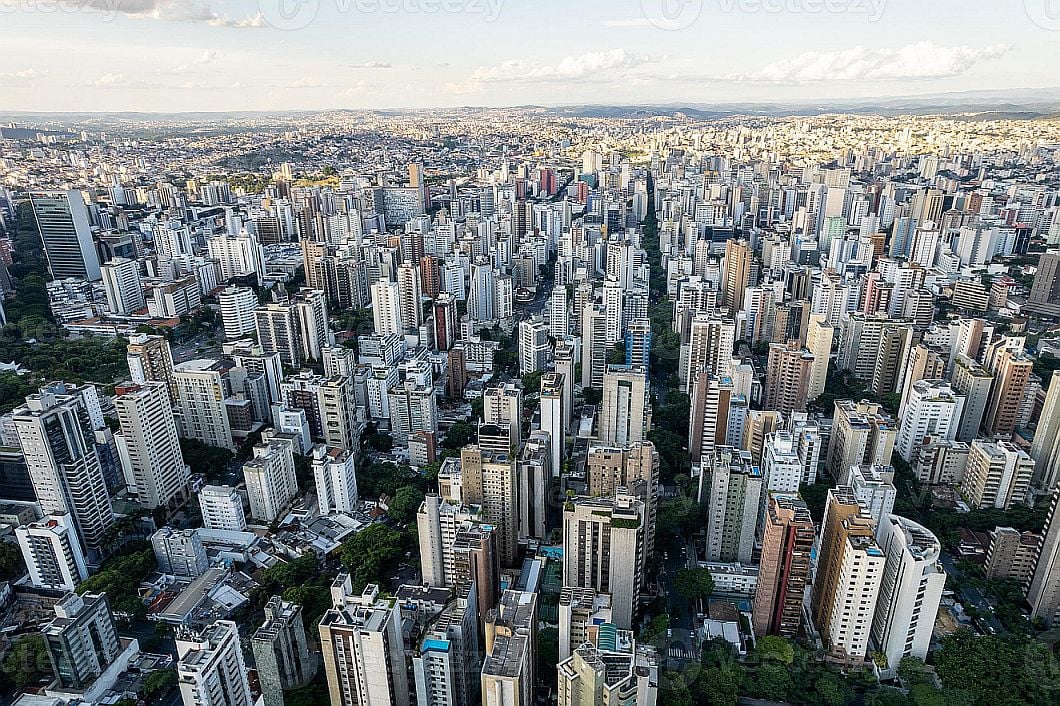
top-left (0, 104), bottom-right (1057, 706)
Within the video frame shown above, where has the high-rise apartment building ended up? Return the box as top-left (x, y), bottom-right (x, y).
top-left (483, 383), bottom-right (523, 451)
top-left (701, 447), bottom-right (762, 563)
top-left (42, 592), bottom-right (121, 690)
top-left (16, 513), bottom-right (89, 591)
top-left (1028, 489), bottom-right (1060, 626)
top-left (243, 436), bottom-right (298, 523)
top-left (984, 342), bottom-right (1034, 438)
top-left (151, 526), bottom-right (209, 578)
top-left (518, 316), bottom-right (550, 375)
top-left (461, 446), bottom-right (518, 566)
top-left (13, 390), bottom-right (114, 554)
top-left (960, 440), bottom-right (1033, 510)
top-left (1031, 371), bottom-right (1060, 493)
top-left (722, 239), bottom-right (752, 310)
top-left (126, 333), bottom-right (177, 400)
top-left (598, 365), bottom-right (649, 446)
top-left (764, 342), bottom-right (814, 416)
top-left (682, 314), bottom-right (735, 394)
top-left (218, 285), bottom-right (259, 340)
top-left (895, 380), bottom-right (965, 463)
top-left (539, 372), bottom-right (566, 477)
top-left (752, 494), bottom-right (815, 638)
top-left (177, 621), bottom-right (254, 706)
top-left (481, 590), bottom-right (537, 706)
top-left (252, 596), bottom-right (315, 706)
top-left (810, 486), bottom-right (883, 664)
top-left (826, 400), bottom-right (897, 480)
top-left (805, 315), bottom-right (834, 401)
top-left (114, 381), bottom-right (189, 510)
top-left (319, 578), bottom-right (411, 706)
top-left (198, 485), bottom-right (247, 532)
top-left (871, 516), bottom-right (946, 679)
top-left (951, 354), bottom-right (994, 443)
top-left (557, 639), bottom-right (658, 706)
top-left (1026, 250), bottom-right (1060, 317)
top-left (313, 445), bottom-right (359, 515)
top-left (563, 492), bottom-right (646, 630)
top-left (100, 257), bottom-right (144, 314)
top-left (585, 442), bottom-right (659, 556)
top-left (173, 359), bottom-right (235, 451)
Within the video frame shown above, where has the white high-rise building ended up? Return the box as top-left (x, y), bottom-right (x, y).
top-left (42, 592), bottom-right (123, 691)
top-left (539, 373), bottom-right (566, 477)
top-left (218, 286), bottom-right (259, 340)
top-left (174, 360), bottom-right (235, 451)
top-left (243, 437), bottom-right (297, 523)
top-left (805, 314), bottom-right (833, 401)
top-left (206, 232), bottom-right (265, 281)
top-left (961, 440), bottom-right (1034, 510)
top-left (16, 513), bottom-right (89, 591)
top-left (483, 383), bottom-right (523, 450)
top-left (29, 190), bottom-right (102, 281)
top-left (557, 640), bottom-right (658, 706)
top-left (1031, 371), bottom-right (1060, 493)
top-left (319, 578), bottom-right (411, 706)
top-left (388, 382), bottom-right (439, 445)
top-left (598, 365), bottom-right (649, 447)
top-left (114, 381), bottom-right (190, 510)
top-left (896, 380), bottom-right (965, 463)
top-left (371, 280), bottom-right (403, 337)
top-left (562, 492), bottom-right (646, 630)
top-left (313, 445), bottom-right (359, 516)
top-left (871, 516), bottom-right (946, 679)
top-left (602, 278), bottom-right (624, 344)
top-left (199, 485), bottom-right (247, 532)
top-left (581, 303), bottom-right (608, 389)
top-left (842, 464), bottom-right (898, 538)
top-left (101, 257), bottom-right (145, 314)
top-left (549, 288), bottom-right (569, 338)
top-left (177, 621), bottom-right (254, 706)
top-left (13, 390), bottom-right (114, 554)
top-left (518, 317), bottom-right (550, 376)
top-left (762, 431), bottom-right (803, 495)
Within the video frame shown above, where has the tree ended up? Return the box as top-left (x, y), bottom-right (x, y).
top-left (582, 387), bottom-right (602, 405)
top-left (340, 524), bottom-right (407, 592)
top-left (442, 421), bottom-right (475, 450)
top-left (673, 567), bottom-right (715, 604)
top-left (520, 371), bottom-right (542, 393)
top-left (755, 635), bottom-right (795, 665)
top-left (140, 669), bottom-right (177, 702)
top-left (179, 438), bottom-right (235, 481)
top-left (750, 664), bottom-right (792, 701)
top-left (0, 540), bottom-right (26, 581)
top-left (1, 633), bottom-right (49, 690)
top-left (388, 486), bottom-right (426, 524)
top-left (933, 630), bottom-right (1060, 705)
top-left (696, 666), bottom-right (741, 706)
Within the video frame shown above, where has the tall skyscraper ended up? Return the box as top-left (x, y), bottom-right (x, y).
top-left (585, 442), bottom-right (659, 556)
top-left (42, 592), bottom-right (121, 690)
top-left (826, 400), bottom-right (897, 480)
top-left (701, 447), bottom-right (763, 563)
top-left (598, 365), bottom-right (649, 446)
top-left (461, 446), bottom-right (518, 566)
top-left (960, 439), bottom-right (1033, 510)
top-left (539, 372), bottom-right (566, 477)
top-left (319, 578), bottom-right (411, 706)
top-left (29, 190), bottom-right (101, 281)
top-left (13, 390), bottom-right (114, 554)
top-left (563, 492), bottom-right (646, 629)
top-left (752, 494), bottom-right (815, 638)
top-left (951, 354), bottom-right (994, 443)
top-left (313, 445), bottom-right (359, 516)
top-left (396, 262), bottom-right (424, 331)
top-left (481, 590), bottom-right (537, 706)
top-left (984, 341), bottom-right (1034, 438)
top-left (218, 285), bottom-right (259, 340)
top-left (114, 381), bottom-right (190, 510)
top-left (580, 303), bottom-right (608, 389)
top-left (177, 621), bottom-right (254, 706)
top-left (805, 315), bottom-right (833, 401)
top-left (16, 513), bottom-right (89, 591)
top-left (810, 486), bottom-right (883, 664)
top-left (483, 383), bottom-right (522, 451)
top-left (557, 640), bottom-right (658, 706)
top-left (252, 596), bottom-right (315, 706)
top-left (764, 342), bottom-right (814, 416)
top-left (1028, 489), bottom-right (1060, 626)
top-left (371, 280), bottom-right (404, 337)
top-left (870, 516), bottom-right (946, 679)
top-left (100, 257), bottom-right (144, 314)
top-left (683, 314), bottom-right (736, 394)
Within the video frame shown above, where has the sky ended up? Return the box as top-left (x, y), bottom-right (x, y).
top-left (0, 0), bottom-right (1057, 112)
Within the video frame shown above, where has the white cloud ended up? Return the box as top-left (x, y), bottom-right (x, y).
top-left (3, 0), bottom-right (269, 28)
top-left (345, 61), bottom-right (393, 69)
top-left (171, 50), bottom-right (220, 73)
top-left (731, 42), bottom-right (1010, 83)
top-left (0, 69), bottom-right (43, 87)
top-left (470, 49), bottom-right (661, 84)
